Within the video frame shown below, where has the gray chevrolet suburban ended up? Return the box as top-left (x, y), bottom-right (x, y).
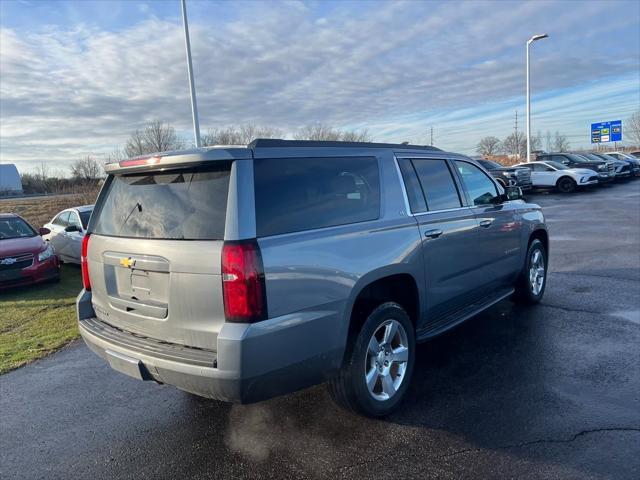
top-left (77, 139), bottom-right (548, 417)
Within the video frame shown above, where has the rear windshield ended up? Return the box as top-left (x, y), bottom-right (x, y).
top-left (93, 164), bottom-right (231, 240)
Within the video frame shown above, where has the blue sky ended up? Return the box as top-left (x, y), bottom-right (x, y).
top-left (1, 0), bottom-right (639, 173)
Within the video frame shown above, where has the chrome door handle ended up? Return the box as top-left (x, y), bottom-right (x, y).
top-left (479, 219), bottom-right (493, 228)
top-left (424, 229), bottom-right (443, 239)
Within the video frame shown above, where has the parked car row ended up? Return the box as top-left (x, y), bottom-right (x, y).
top-left (0, 205), bottom-right (93, 289)
top-left (506, 151), bottom-right (640, 193)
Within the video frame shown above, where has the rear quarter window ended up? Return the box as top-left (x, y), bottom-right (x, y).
top-left (254, 157), bottom-right (380, 237)
top-left (92, 164), bottom-right (231, 240)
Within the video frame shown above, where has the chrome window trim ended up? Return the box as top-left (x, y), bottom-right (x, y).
top-left (392, 156), bottom-right (412, 216)
top-left (393, 156), bottom-right (471, 217)
top-left (413, 206), bottom-right (471, 217)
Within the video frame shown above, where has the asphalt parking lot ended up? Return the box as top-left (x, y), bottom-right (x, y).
top-left (1, 180), bottom-right (639, 480)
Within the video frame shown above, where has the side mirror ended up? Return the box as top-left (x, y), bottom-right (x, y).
top-left (39, 227), bottom-right (51, 236)
top-left (64, 225), bottom-right (80, 233)
top-left (504, 186), bottom-right (523, 201)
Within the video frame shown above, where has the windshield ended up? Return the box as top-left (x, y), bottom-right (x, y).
top-left (581, 153), bottom-right (603, 162)
top-left (479, 160), bottom-right (502, 169)
top-left (93, 164), bottom-right (231, 240)
top-left (546, 161), bottom-right (570, 170)
top-left (0, 217), bottom-right (36, 240)
top-left (566, 154), bottom-right (587, 162)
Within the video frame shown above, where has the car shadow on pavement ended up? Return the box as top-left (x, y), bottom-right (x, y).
top-left (166, 298), bottom-right (636, 478)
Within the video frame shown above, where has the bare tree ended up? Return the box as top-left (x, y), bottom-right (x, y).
top-left (125, 120), bottom-right (183, 157)
top-left (545, 130), bottom-right (552, 152)
top-left (341, 129), bottom-right (373, 142)
top-left (125, 129), bottom-right (147, 157)
top-left (70, 156), bottom-right (102, 179)
top-left (294, 124), bottom-right (342, 141)
top-left (143, 120), bottom-right (182, 153)
top-left (294, 124), bottom-right (372, 142)
top-left (502, 133), bottom-right (541, 158)
top-left (503, 132), bottom-right (524, 158)
top-left (202, 125), bottom-right (283, 146)
top-left (554, 131), bottom-right (570, 152)
top-left (104, 148), bottom-right (124, 164)
top-left (476, 136), bottom-right (502, 156)
top-left (624, 110), bottom-right (640, 146)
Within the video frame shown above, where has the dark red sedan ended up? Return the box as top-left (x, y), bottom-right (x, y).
top-left (0, 213), bottom-right (60, 289)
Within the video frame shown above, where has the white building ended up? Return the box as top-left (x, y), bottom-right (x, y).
top-left (0, 164), bottom-right (23, 194)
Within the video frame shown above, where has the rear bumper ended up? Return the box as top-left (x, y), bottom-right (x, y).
top-left (77, 290), bottom-right (344, 403)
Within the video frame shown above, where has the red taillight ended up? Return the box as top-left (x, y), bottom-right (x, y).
top-left (81, 234), bottom-right (91, 291)
top-left (118, 156), bottom-right (161, 167)
top-left (221, 240), bottom-right (266, 323)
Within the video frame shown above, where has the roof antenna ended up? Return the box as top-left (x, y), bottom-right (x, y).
top-left (181, 0), bottom-right (202, 148)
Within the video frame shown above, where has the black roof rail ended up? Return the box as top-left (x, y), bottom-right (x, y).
top-left (248, 138), bottom-right (442, 151)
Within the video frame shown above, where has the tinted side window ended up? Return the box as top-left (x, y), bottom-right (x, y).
top-left (397, 158), bottom-right (427, 213)
top-left (79, 211), bottom-right (92, 229)
top-left (411, 159), bottom-right (462, 211)
top-left (254, 157), bottom-right (380, 237)
top-left (455, 161), bottom-right (498, 206)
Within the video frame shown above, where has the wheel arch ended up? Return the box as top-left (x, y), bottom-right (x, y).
top-left (341, 268), bottom-right (421, 365)
top-left (529, 228), bottom-right (549, 257)
top-left (555, 175), bottom-right (577, 187)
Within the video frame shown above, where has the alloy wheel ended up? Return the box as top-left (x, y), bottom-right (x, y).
top-left (364, 319), bottom-right (409, 401)
top-left (529, 249), bottom-right (545, 295)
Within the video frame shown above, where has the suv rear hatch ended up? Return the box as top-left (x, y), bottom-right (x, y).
top-left (87, 161), bottom-right (232, 350)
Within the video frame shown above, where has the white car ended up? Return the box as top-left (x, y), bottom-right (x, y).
top-left (513, 161), bottom-right (599, 193)
top-left (42, 205), bottom-right (93, 263)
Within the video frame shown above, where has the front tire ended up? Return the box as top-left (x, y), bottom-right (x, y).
top-left (328, 302), bottom-right (415, 417)
top-left (556, 176), bottom-right (576, 193)
top-left (514, 239), bottom-right (547, 304)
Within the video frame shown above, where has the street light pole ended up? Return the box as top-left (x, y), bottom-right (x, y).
top-left (181, 0), bottom-right (202, 148)
top-left (526, 33), bottom-right (548, 162)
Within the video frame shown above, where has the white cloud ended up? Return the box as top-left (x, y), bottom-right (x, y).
top-left (0, 0), bottom-right (638, 173)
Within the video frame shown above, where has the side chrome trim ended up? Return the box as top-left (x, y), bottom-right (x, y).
top-left (413, 206), bottom-right (471, 217)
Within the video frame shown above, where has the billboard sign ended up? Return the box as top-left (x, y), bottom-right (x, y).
top-left (591, 120), bottom-right (622, 143)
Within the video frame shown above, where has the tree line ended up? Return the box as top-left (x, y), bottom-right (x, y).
top-left (123, 120), bottom-right (372, 158)
top-left (23, 108), bottom-right (640, 189)
top-left (476, 130), bottom-right (570, 157)
top-left (476, 110), bottom-right (640, 158)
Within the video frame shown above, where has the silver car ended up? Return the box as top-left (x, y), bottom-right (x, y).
top-left (77, 140), bottom-right (548, 417)
top-left (43, 205), bottom-right (93, 263)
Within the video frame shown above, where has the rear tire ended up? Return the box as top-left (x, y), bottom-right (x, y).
top-left (513, 238), bottom-right (547, 304)
top-left (556, 176), bottom-right (576, 193)
top-left (328, 302), bottom-right (415, 417)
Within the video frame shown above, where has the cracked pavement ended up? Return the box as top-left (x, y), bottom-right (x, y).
top-left (1, 181), bottom-right (639, 479)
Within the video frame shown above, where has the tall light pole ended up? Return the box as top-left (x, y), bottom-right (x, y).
top-left (526, 33), bottom-right (548, 162)
top-left (181, 0), bottom-right (202, 148)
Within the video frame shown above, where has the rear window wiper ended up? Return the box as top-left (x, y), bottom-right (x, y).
top-left (118, 202), bottom-right (142, 234)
